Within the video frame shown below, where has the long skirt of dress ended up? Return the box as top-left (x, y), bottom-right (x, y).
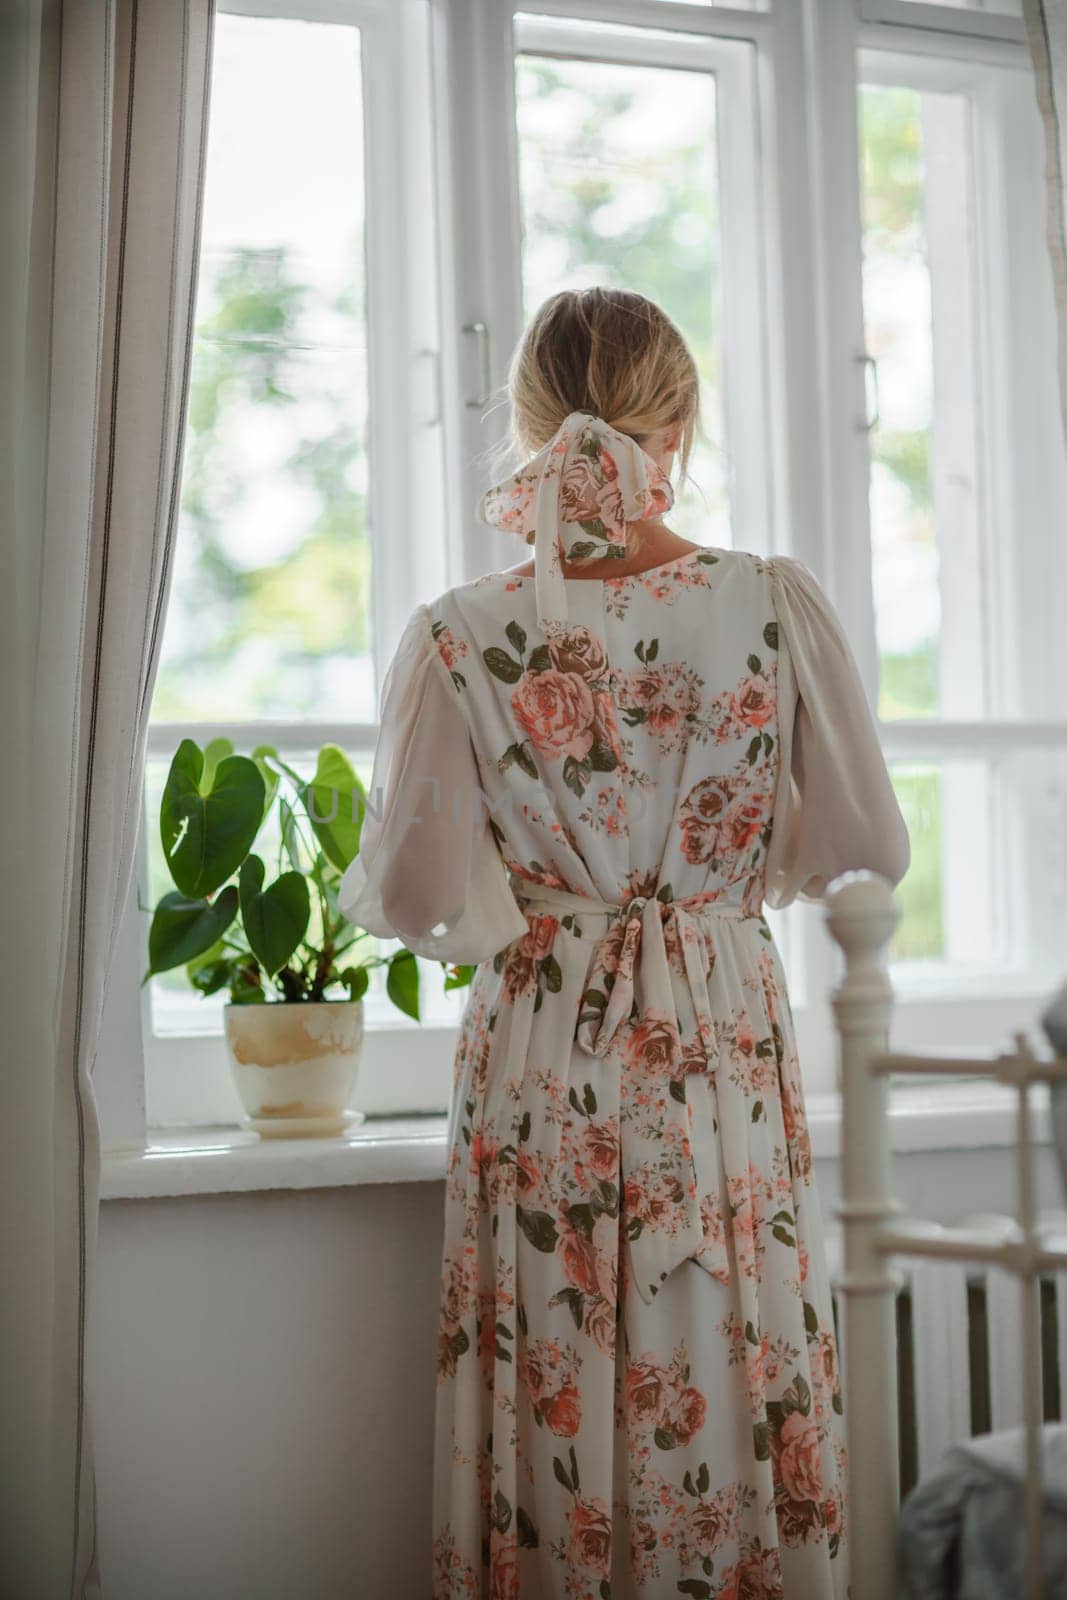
top-left (431, 914), bottom-right (849, 1600)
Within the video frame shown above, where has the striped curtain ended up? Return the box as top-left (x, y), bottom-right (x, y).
top-left (1024, 0), bottom-right (1067, 443)
top-left (0, 2), bottom-right (213, 1595)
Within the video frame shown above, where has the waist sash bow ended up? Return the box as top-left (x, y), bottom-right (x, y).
top-left (515, 882), bottom-right (762, 1304)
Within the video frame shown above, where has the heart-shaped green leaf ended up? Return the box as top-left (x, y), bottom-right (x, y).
top-left (238, 855), bottom-right (310, 977)
top-left (302, 745), bottom-right (365, 872)
top-left (161, 739), bottom-right (266, 898)
top-left (144, 887), bottom-right (238, 979)
top-left (339, 965), bottom-right (370, 1002)
top-left (386, 948), bottom-right (420, 1021)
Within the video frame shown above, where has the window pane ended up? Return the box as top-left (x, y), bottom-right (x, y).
top-left (890, 758), bottom-right (1001, 968)
top-left (891, 763), bottom-right (945, 960)
top-left (153, 15), bottom-right (373, 725)
top-left (859, 82), bottom-right (988, 722)
top-left (515, 53), bottom-right (731, 544)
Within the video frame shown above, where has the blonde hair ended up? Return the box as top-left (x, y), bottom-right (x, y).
top-left (504, 287), bottom-right (701, 483)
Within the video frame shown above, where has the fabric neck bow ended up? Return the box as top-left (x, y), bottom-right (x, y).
top-left (477, 409), bottom-right (675, 634)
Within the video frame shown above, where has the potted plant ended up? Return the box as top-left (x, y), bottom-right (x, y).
top-left (143, 737), bottom-right (471, 1138)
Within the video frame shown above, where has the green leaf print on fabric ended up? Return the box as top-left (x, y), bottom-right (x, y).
top-left (483, 646), bottom-right (524, 684)
top-left (516, 1205), bottom-right (559, 1252)
top-left (500, 740), bottom-right (539, 779)
top-left (516, 1507), bottom-right (539, 1548)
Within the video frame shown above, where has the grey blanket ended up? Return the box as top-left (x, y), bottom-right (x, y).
top-left (898, 1422), bottom-right (1067, 1598)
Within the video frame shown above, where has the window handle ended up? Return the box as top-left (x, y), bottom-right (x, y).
top-left (857, 352), bottom-right (880, 432)
top-left (463, 320), bottom-right (492, 410)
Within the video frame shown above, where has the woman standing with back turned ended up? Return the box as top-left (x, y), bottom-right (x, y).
top-left (340, 288), bottom-right (909, 1599)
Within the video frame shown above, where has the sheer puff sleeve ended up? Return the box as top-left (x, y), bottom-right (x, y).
top-left (764, 555), bottom-right (911, 908)
top-left (338, 605), bottom-right (529, 963)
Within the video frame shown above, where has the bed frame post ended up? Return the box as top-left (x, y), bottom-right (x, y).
top-left (825, 870), bottom-right (901, 1600)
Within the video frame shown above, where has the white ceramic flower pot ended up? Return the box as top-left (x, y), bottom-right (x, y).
top-left (223, 999), bottom-right (365, 1139)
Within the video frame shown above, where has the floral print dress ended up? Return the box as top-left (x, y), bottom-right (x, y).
top-left (341, 539), bottom-right (909, 1600)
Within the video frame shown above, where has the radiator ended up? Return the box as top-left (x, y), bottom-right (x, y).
top-left (826, 1213), bottom-right (1067, 1497)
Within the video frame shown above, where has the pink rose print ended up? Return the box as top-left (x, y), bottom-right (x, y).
top-left (433, 626), bottom-right (469, 672)
top-left (720, 794), bottom-right (768, 857)
top-left (622, 1012), bottom-right (680, 1075)
top-left (678, 775), bottom-right (734, 864)
top-left (581, 1119), bottom-right (620, 1181)
top-left (624, 1166), bottom-right (686, 1233)
top-left (626, 1357), bottom-right (670, 1427)
top-left (518, 1345), bottom-right (550, 1405)
top-left (582, 1294), bottom-right (616, 1356)
top-left (501, 914), bottom-right (558, 1003)
top-left (567, 1497), bottom-right (612, 1576)
top-left (488, 1534), bottom-right (520, 1600)
top-left (622, 662), bottom-right (701, 748)
top-left (716, 1545), bottom-right (784, 1600)
top-left (626, 1342), bottom-right (709, 1449)
top-left (731, 673), bottom-right (774, 729)
top-left (777, 1409), bottom-right (823, 1504)
top-left (683, 776), bottom-right (732, 824)
top-left (690, 1494), bottom-right (732, 1558)
top-left (556, 1207), bottom-right (600, 1296)
top-left (679, 815), bottom-right (713, 866)
top-left (667, 1385), bottom-right (708, 1446)
top-left (521, 1339), bottom-right (585, 1435)
top-left (511, 668), bottom-right (595, 760)
top-left (558, 449), bottom-right (630, 545)
top-left (546, 624), bottom-right (608, 683)
top-left (540, 1383), bottom-right (582, 1438)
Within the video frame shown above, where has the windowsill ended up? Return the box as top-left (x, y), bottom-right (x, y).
top-left (100, 1079), bottom-right (1053, 1202)
top-left (100, 1114), bottom-right (451, 1201)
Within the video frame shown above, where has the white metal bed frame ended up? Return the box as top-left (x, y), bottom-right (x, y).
top-left (825, 870), bottom-right (1067, 1600)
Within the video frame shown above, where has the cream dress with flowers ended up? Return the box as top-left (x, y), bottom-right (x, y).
top-left (341, 544), bottom-right (909, 1600)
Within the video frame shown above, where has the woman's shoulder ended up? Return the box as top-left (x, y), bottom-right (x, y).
top-left (422, 567), bottom-right (535, 634)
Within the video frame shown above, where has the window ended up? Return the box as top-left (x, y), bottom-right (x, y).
top-left (514, 19), bottom-right (768, 548)
top-left (858, 48), bottom-right (1067, 995)
top-left (102, 0), bottom-right (1067, 1141)
top-left (137, 0), bottom-right (455, 1128)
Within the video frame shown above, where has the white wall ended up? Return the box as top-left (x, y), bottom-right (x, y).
top-left (90, 1145), bottom-right (1065, 1599)
top-left (91, 1182), bottom-right (445, 1600)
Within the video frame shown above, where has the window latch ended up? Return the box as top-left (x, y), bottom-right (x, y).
top-left (857, 352), bottom-right (880, 432)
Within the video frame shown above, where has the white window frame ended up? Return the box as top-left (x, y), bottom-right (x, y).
top-left (859, 0), bottom-right (1027, 49)
top-left (854, 29), bottom-right (1067, 1012)
top-left (97, 0), bottom-right (1067, 1146)
top-left (103, 0), bottom-right (462, 1139)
